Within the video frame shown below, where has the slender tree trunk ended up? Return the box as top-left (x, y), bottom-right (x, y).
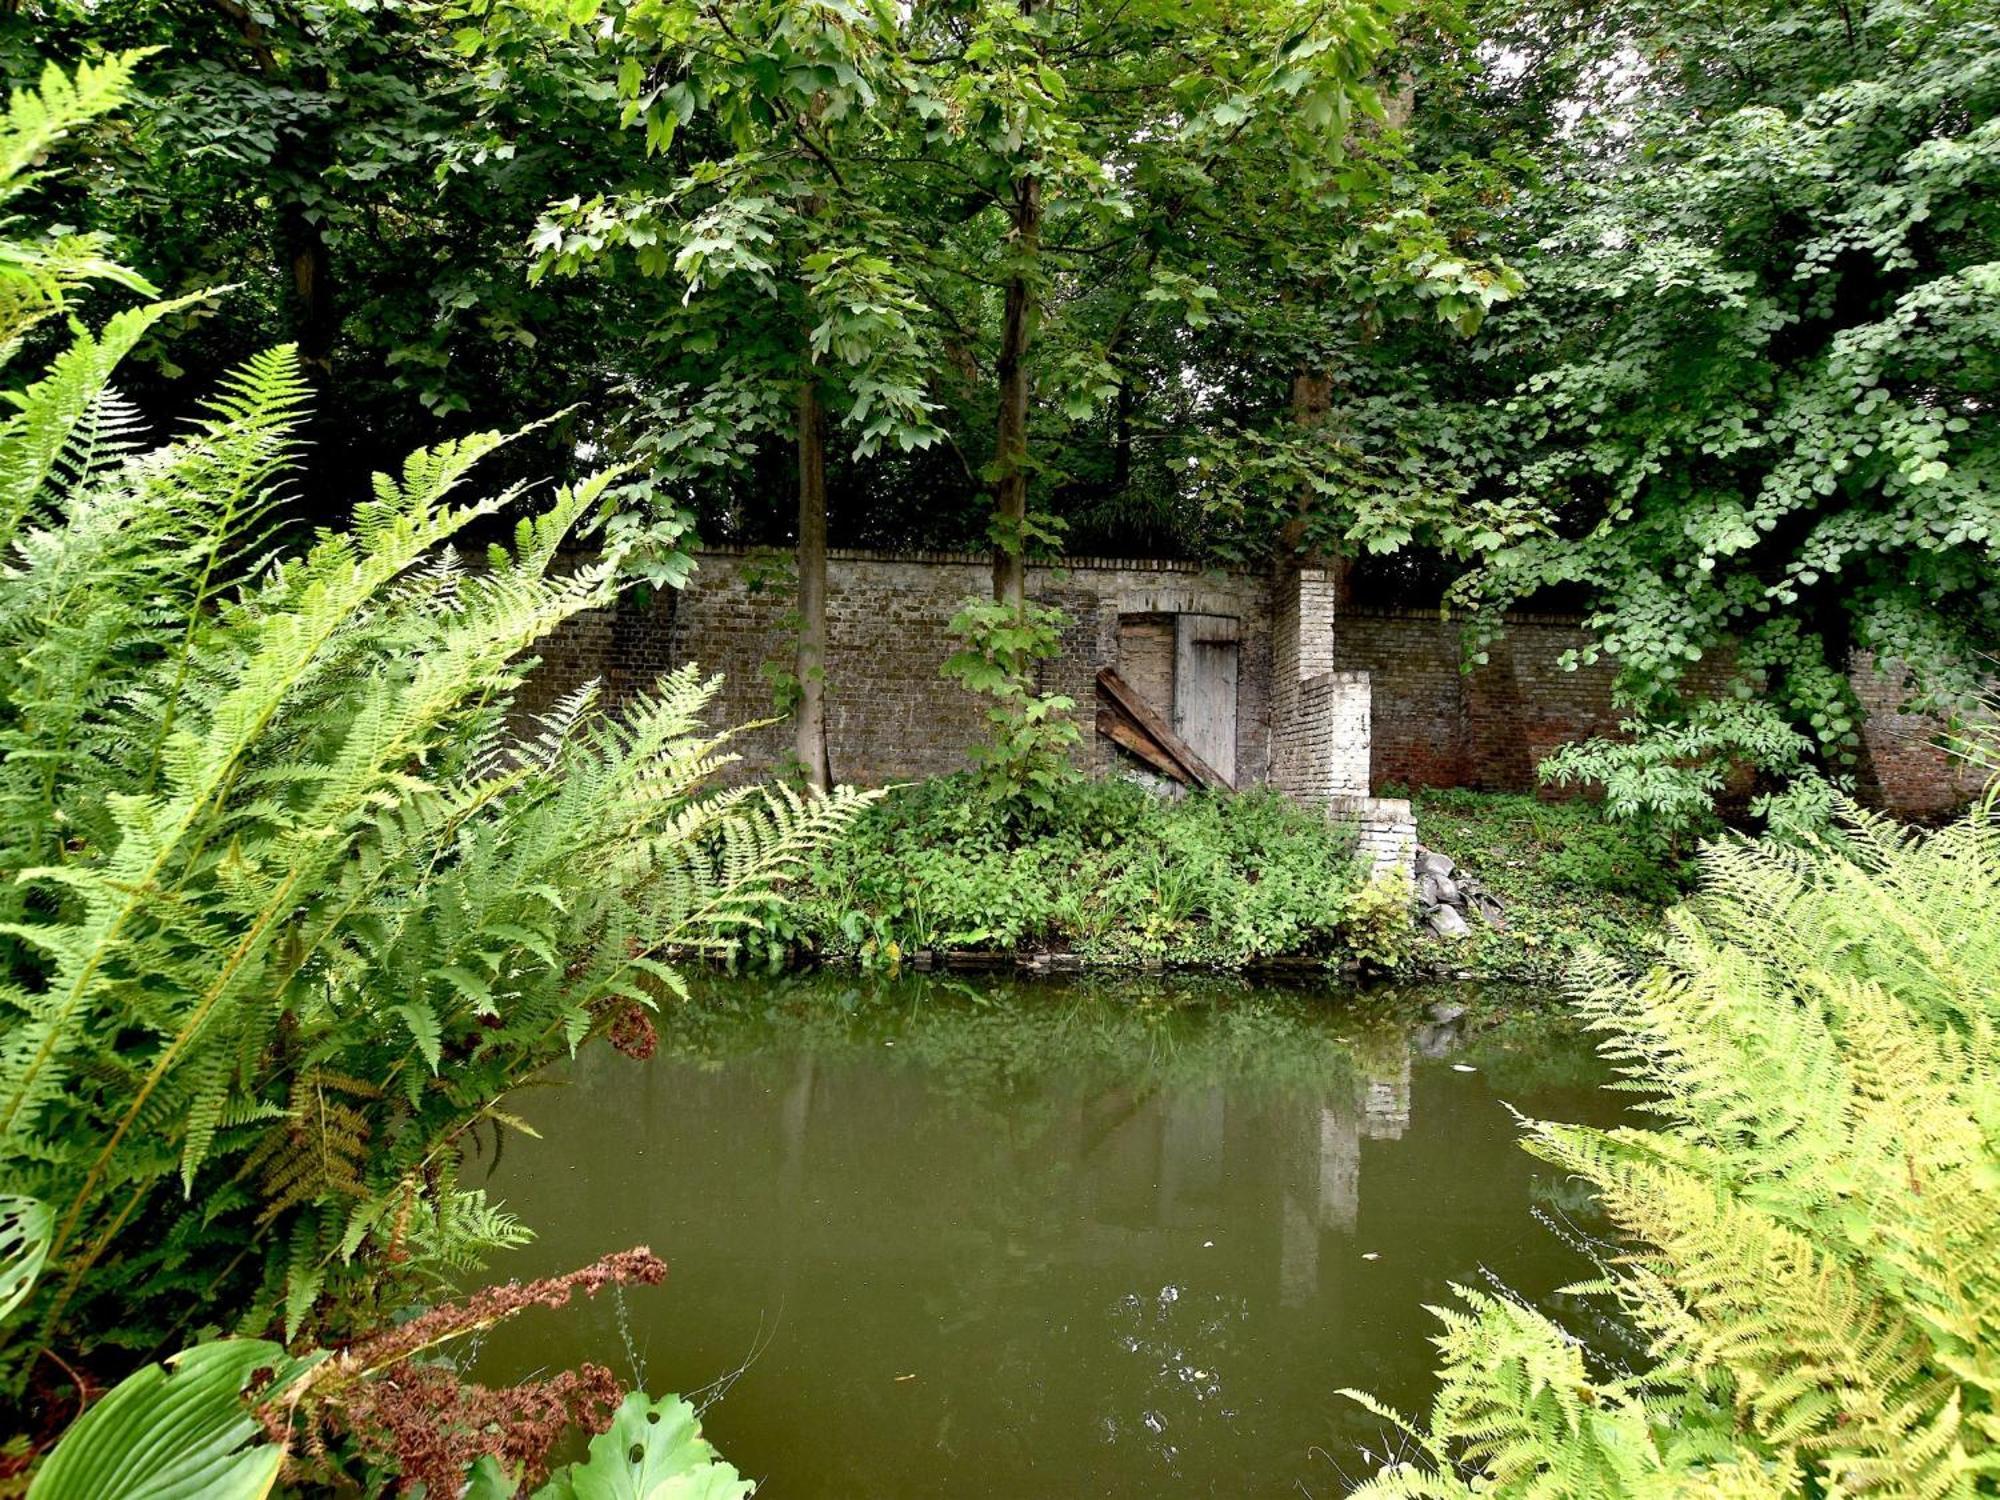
top-left (991, 170), bottom-right (1041, 610)
top-left (281, 207), bottom-right (338, 371)
top-left (794, 376), bottom-right (834, 791)
top-left (203, 0), bottom-right (338, 371)
top-left (1280, 367), bottom-right (1332, 557)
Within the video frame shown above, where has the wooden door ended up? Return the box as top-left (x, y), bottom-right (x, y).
top-left (1173, 614), bottom-right (1239, 786)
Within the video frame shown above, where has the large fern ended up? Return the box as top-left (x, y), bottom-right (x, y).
top-left (0, 62), bottom-right (876, 1397)
top-left (0, 52), bottom-right (157, 362)
top-left (1347, 782), bottom-right (2000, 1498)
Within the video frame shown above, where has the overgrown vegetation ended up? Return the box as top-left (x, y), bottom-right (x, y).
top-left (1404, 789), bottom-right (1688, 981)
top-left (938, 596), bottom-right (1082, 826)
top-left (790, 775), bottom-right (1412, 971)
top-left (0, 59), bottom-right (862, 1488)
top-left (15, 0), bottom-right (1993, 824)
top-left (1348, 782), bottom-right (2000, 1497)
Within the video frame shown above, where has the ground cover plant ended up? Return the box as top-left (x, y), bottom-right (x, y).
top-left (1348, 777), bottom-right (2000, 1496)
top-left (1406, 789), bottom-right (1691, 981)
top-left (0, 59), bottom-right (862, 1491)
top-left (792, 775), bottom-right (1413, 971)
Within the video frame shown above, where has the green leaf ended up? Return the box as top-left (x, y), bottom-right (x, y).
top-left (0, 1194), bottom-right (49, 1323)
top-left (395, 1000), bottom-right (444, 1071)
top-left (28, 1340), bottom-right (318, 1500)
top-left (536, 1392), bottom-right (754, 1500)
top-left (467, 1455), bottom-right (524, 1498)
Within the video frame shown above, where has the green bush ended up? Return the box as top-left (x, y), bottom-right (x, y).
top-left (1347, 784), bottom-right (2000, 1498)
top-left (938, 596), bottom-right (1084, 828)
top-left (794, 774), bottom-right (1396, 968)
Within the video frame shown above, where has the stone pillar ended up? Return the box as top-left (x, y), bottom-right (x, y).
top-left (1327, 794), bottom-right (1417, 889)
top-left (1269, 565), bottom-right (1373, 806)
top-left (1269, 567), bottom-right (1416, 890)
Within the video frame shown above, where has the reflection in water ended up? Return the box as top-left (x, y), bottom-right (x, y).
top-left (470, 974), bottom-right (1622, 1499)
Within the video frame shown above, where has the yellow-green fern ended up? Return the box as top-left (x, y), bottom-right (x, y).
top-left (1351, 785), bottom-right (2000, 1499)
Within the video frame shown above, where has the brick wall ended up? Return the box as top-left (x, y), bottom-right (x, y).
top-left (1327, 794), bottom-right (1418, 887)
top-left (1271, 671), bottom-right (1372, 803)
top-left (522, 548), bottom-right (1273, 787)
top-left (1851, 655), bottom-right (1987, 817)
top-left (1331, 608), bottom-right (1979, 815)
top-left (1327, 609), bottom-right (1636, 792)
top-left (522, 552), bottom-right (1978, 818)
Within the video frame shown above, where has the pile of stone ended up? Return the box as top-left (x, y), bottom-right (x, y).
top-left (1414, 847), bottom-right (1505, 940)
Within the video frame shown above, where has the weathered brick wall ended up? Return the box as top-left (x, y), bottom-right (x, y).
top-left (1326, 794), bottom-right (1418, 887)
top-left (522, 553), bottom-right (1978, 817)
top-left (523, 548), bottom-right (1273, 787)
top-left (1330, 609), bottom-right (1641, 792)
top-left (1271, 671), bottom-right (1372, 803)
top-left (1851, 655), bottom-right (1988, 817)
top-left (1331, 608), bottom-right (1978, 815)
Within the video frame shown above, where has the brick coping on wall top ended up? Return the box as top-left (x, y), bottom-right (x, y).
top-left (679, 543), bottom-right (1266, 578)
top-left (678, 546), bottom-right (1597, 628)
top-left (559, 540), bottom-right (1599, 626)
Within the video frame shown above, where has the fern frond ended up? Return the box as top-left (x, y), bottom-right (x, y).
top-left (1352, 787), bottom-right (2000, 1497)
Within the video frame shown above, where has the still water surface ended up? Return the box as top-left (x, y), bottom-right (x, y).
top-left (473, 974), bottom-right (1623, 1498)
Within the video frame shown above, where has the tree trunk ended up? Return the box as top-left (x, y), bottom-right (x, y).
top-left (202, 0), bottom-right (338, 372)
top-left (794, 376), bottom-right (834, 791)
top-left (991, 169), bottom-right (1041, 610)
top-left (281, 207), bottom-right (338, 371)
top-left (1280, 367), bottom-right (1332, 556)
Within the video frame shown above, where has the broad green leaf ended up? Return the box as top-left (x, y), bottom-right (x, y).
top-left (537, 1392), bottom-right (754, 1500)
top-left (466, 1454), bottom-right (523, 1498)
top-left (0, 1194), bottom-right (49, 1323)
top-left (29, 1340), bottom-right (319, 1500)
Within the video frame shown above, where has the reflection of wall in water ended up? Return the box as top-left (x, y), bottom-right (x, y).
top-left (1272, 1051), bottom-right (1400, 1308)
top-left (571, 1037), bottom-right (1419, 1312)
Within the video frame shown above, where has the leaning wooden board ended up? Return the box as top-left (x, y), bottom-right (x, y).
top-left (1094, 667), bottom-right (1233, 791)
top-left (1095, 709), bottom-right (1190, 783)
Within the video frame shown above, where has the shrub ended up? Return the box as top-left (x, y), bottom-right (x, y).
top-left (1346, 784), bottom-right (2000, 1497)
top-left (938, 597), bottom-right (1082, 828)
top-left (1538, 696), bottom-right (1838, 850)
top-left (797, 775), bottom-right (1382, 968)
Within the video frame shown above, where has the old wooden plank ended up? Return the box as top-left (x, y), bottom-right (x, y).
top-left (1095, 666), bottom-right (1233, 791)
top-left (1173, 613), bottom-right (1239, 786)
top-left (1095, 708), bottom-right (1191, 783)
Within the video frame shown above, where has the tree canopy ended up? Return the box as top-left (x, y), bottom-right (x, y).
top-left (2, 0), bottom-right (1996, 815)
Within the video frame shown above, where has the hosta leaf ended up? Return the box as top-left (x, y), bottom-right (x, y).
top-left (28, 1339), bottom-right (319, 1500)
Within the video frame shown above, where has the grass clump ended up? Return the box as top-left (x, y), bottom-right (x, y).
top-left (790, 774), bottom-right (1408, 970)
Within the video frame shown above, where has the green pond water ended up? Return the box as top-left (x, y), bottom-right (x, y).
top-left (471, 973), bottom-right (1626, 1498)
